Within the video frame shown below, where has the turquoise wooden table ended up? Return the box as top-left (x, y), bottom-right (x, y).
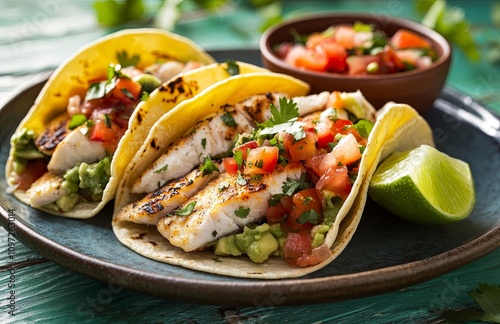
top-left (1, 1), bottom-right (499, 323)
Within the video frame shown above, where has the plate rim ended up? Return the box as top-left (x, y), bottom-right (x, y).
top-left (1, 53), bottom-right (499, 306)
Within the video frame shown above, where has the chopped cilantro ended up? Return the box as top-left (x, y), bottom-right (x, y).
top-left (117, 50), bottom-right (140, 67)
top-left (212, 257), bottom-right (222, 263)
top-left (201, 138), bottom-right (207, 150)
top-left (141, 91), bottom-right (150, 101)
top-left (352, 120), bottom-right (374, 138)
top-left (233, 150), bottom-right (243, 168)
top-left (282, 174), bottom-right (310, 196)
top-left (259, 97), bottom-right (299, 128)
top-left (200, 155), bottom-right (219, 176)
top-left (268, 193), bottom-right (286, 207)
top-left (121, 88), bottom-right (135, 100)
top-left (68, 114), bottom-right (88, 130)
top-left (153, 164), bottom-right (168, 173)
top-left (168, 201), bottom-right (196, 216)
top-left (218, 184), bottom-right (229, 192)
top-left (104, 114), bottom-right (112, 128)
top-left (236, 173), bottom-right (247, 185)
top-left (212, 230), bottom-right (218, 237)
top-left (234, 206), bottom-right (250, 218)
top-left (298, 209), bottom-right (320, 225)
top-left (225, 60), bottom-right (240, 76)
top-left (220, 111), bottom-right (237, 127)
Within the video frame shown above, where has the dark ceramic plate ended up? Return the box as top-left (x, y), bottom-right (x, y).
top-left (0, 50), bottom-right (499, 306)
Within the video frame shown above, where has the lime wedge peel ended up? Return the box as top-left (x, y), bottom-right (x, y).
top-left (369, 144), bottom-right (476, 225)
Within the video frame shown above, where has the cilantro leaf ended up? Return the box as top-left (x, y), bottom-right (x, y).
top-left (168, 201), bottom-right (196, 216)
top-left (282, 174), bottom-right (310, 196)
top-left (225, 60), bottom-right (240, 76)
top-left (200, 155), bottom-right (219, 176)
top-left (297, 209), bottom-right (320, 225)
top-left (469, 283), bottom-right (500, 323)
top-left (68, 114), bottom-right (88, 130)
top-left (220, 111), bottom-right (237, 127)
top-left (117, 50), bottom-right (140, 67)
top-left (233, 150), bottom-right (243, 168)
top-left (265, 97), bottom-right (299, 127)
top-left (153, 164), bottom-right (168, 174)
top-left (353, 120), bottom-right (374, 138)
top-left (234, 206), bottom-right (250, 218)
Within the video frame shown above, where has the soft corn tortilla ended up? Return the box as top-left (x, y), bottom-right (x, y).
top-left (6, 28), bottom-right (227, 219)
top-left (113, 74), bottom-right (434, 278)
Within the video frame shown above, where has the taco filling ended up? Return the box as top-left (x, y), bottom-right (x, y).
top-left (8, 55), bottom-right (204, 213)
top-left (116, 90), bottom-right (376, 267)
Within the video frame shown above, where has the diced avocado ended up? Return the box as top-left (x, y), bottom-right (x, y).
top-left (10, 128), bottom-right (45, 165)
top-left (269, 223), bottom-right (284, 238)
top-left (322, 193), bottom-right (344, 227)
top-left (62, 165), bottom-right (80, 194)
top-left (235, 224), bottom-right (279, 263)
top-left (78, 156), bottom-right (111, 195)
top-left (55, 194), bottom-right (80, 212)
top-left (133, 74), bottom-right (162, 93)
top-left (214, 235), bottom-right (243, 257)
top-left (245, 232), bottom-right (279, 263)
top-left (311, 225), bottom-right (330, 248)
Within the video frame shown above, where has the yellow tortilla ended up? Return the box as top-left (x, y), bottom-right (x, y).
top-left (6, 28), bottom-right (225, 218)
top-left (112, 72), bottom-right (434, 278)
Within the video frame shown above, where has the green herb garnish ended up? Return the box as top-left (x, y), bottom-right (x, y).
top-left (169, 201), bottom-right (196, 216)
top-left (234, 206), bottom-right (250, 218)
top-left (68, 114), bottom-right (88, 130)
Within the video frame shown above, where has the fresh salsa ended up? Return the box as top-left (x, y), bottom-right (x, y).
top-left (274, 22), bottom-right (437, 75)
top-left (215, 94), bottom-right (373, 267)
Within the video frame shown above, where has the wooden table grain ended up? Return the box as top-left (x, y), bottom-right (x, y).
top-left (1, 1), bottom-right (499, 323)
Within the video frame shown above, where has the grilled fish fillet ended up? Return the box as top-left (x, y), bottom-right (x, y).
top-left (157, 162), bottom-right (305, 252)
top-left (47, 126), bottom-right (107, 174)
top-left (26, 172), bottom-right (66, 207)
top-left (116, 162), bottom-right (222, 225)
top-left (34, 114), bottom-right (69, 156)
top-left (131, 106), bottom-right (254, 194)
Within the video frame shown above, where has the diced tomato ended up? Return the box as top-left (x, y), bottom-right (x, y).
top-left (391, 29), bottom-right (431, 49)
top-left (223, 157), bottom-right (239, 175)
top-left (315, 165), bottom-right (352, 200)
top-left (284, 231), bottom-right (312, 261)
top-left (285, 188), bottom-right (322, 232)
top-left (295, 253), bottom-right (319, 267)
top-left (305, 153), bottom-right (337, 178)
top-left (315, 117), bottom-right (335, 149)
top-left (330, 134), bottom-right (361, 166)
top-left (244, 146), bottom-right (279, 175)
top-left (347, 55), bottom-right (380, 75)
top-left (380, 45), bottom-right (406, 73)
top-left (286, 45), bottom-right (328, 72)
top-left (110, 77), bottom-right (142, 102)
top-left (333, 25), bottom-right (356, 50)
top-left (316, 39), bottom-right (348, 72)
top-left (88, 119), bottom-right (123, 153)
top-left (265, 203), bottom-right (288, 224)
top-left (332, 119), bottom-right (353, 135)
top-left (15, 159), bottom-right (48, 190)
top-left (233, 140), bottom-right (259, 161)
top-left (283, 131), bottom-right (318, 163)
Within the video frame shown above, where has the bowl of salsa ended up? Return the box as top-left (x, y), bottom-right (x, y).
top-left (260, 13), bottom-right (451, 114)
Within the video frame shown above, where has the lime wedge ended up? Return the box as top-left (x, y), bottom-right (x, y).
top-left (369, 145), bottom-right (475, 225)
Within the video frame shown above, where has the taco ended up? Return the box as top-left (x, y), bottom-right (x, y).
top-left (112, 73), bottom-right (434, 278)
top-left (5, 28), bottom-right (264, 219)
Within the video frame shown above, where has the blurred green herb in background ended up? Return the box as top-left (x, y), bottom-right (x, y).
top-left (93, 0), bottom-right (496, 63)
top-left (415, 0), bottom-right (480, 61)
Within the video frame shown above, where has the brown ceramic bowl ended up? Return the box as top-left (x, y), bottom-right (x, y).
top-left (260, 12), bottom-right (451, 114)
